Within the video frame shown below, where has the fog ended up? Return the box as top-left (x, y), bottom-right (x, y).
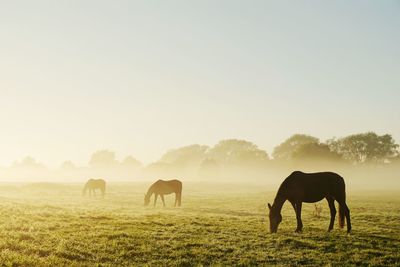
top-left (1, 133), bottom-right (398, 192)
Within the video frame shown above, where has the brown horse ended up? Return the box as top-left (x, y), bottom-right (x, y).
top-left (82, 179), bottom-right (106, 198)
top-left (268, 171), bottom-right (351, 233)
top-left (144, 179), bottom-right (182, 207)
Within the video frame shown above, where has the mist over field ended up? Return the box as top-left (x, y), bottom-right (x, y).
top-left (1, 0), bottom-right (400, 266)
top-left (1, 133), bottom-right (399, 192)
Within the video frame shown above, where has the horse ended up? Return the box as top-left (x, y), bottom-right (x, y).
top-left (144, 179), bottom-right (182, 207)
top-left (267, 171), bottom-right (351, 233)
top-left (82, 179), bottom-right (106, 198)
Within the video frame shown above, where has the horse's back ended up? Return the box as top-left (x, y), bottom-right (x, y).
top-left (287, 171), bottom-right (344, 185)
top-left (169, 179), bottom-right (182, 189)
top-left (153, 179), bottom-right (182, 194)
top-left (282, 171), bottom-right (345, 202)
top-left (87, 178), bottom-right (106, 188)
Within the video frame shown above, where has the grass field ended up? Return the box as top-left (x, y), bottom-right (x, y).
top-left (0, 182), bottom-right (398, 266)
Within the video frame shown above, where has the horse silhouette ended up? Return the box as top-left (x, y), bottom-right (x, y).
top-left (268, 171), bottom-right (351, 233)
top-left (82, 179), bottom-right (106, 198)
top-left (144, 179), bottom-right (182, 207)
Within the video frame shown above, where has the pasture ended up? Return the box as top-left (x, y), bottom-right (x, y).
top-left (0, 182), bottom-right (398, 266)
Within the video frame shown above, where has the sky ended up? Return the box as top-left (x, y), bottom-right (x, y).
top-left (0, 1), bottom-right (399, 167)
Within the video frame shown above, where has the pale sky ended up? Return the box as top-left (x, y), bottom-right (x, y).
top-left (0, 1), bottom-right (399, 167)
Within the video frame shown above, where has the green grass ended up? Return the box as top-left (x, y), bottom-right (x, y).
top-left (0, 182), bottom-right (398, 266)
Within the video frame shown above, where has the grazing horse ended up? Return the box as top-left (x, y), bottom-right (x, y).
top-left (268, 171), bottom-right (351, 233)
top-left (82, 179), bottom-right (106, 198)
top-left (144, 179), bottom-right (182, 207)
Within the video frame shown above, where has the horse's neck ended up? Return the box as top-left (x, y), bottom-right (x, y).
top-left (273, 195), bottom-right (286, 213)
top-left (146, 186), bottom-right (154, 197)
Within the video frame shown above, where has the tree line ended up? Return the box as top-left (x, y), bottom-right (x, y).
top-left (4, 132), bottom-right (399, 174)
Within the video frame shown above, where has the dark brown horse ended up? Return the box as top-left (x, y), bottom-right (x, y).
top-left (144, 179), bottom-right (182, 207)
top-left (268, 171), bottom-right (351, 233)
top-left (82, 179), bottom-right (106, 198)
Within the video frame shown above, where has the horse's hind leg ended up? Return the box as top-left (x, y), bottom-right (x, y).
top-left (178, 193), bottom-right (181, 207)
top-left (345, 204), bottom-right (351, 233)
top-left (338, 201), bottom-right (351, 233)
top-left (175, 193), bottom-right (181, 207)
top-left (177, 193), bottom-right (182, 207)
top-left (326, 196), bottom-right (336, 232)
top-left (160, 195), bottom-right (165, 207)
top-left (154, 194), bottom-right (158, 206)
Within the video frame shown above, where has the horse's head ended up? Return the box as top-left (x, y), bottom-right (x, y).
top-left (144, 194), bottom-right (150, 206)
top-left (268, 203), bottom-right (282, 233)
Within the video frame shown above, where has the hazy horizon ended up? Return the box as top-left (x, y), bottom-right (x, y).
top-left (1, 1), bottom-right (399, 167)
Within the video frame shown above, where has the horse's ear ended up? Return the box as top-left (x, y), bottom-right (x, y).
top-left (268, 203), bottom-right (272, 210)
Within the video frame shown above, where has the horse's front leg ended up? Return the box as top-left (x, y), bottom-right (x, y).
top-left (295, 202), bottom-right (303, 233)
top-left (290, 200), bottom-right (296, 211)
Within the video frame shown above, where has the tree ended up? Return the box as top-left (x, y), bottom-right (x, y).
top-left (60, 160), bottom-right (76, 170)
top-left (272, 134), bottom-right (319, 160)
top-left (159, 144), bottom-right (209, 167)
top-left (292, 143), bottom-right (342, 161)
top-left (328, 132), bottom-right (399, 164)
top-left (207, 139), bottom-right (269, 164)
top-left (198, 158), bottom-right (220, 177)
top-left (12, 156), bottom-right (46, 170)
top-left (121, 156), bottom-right (142, 169)
top-left (89, 150), bottom-right (118, 168)
top-left (144, 161), bottom-right (176, 177)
